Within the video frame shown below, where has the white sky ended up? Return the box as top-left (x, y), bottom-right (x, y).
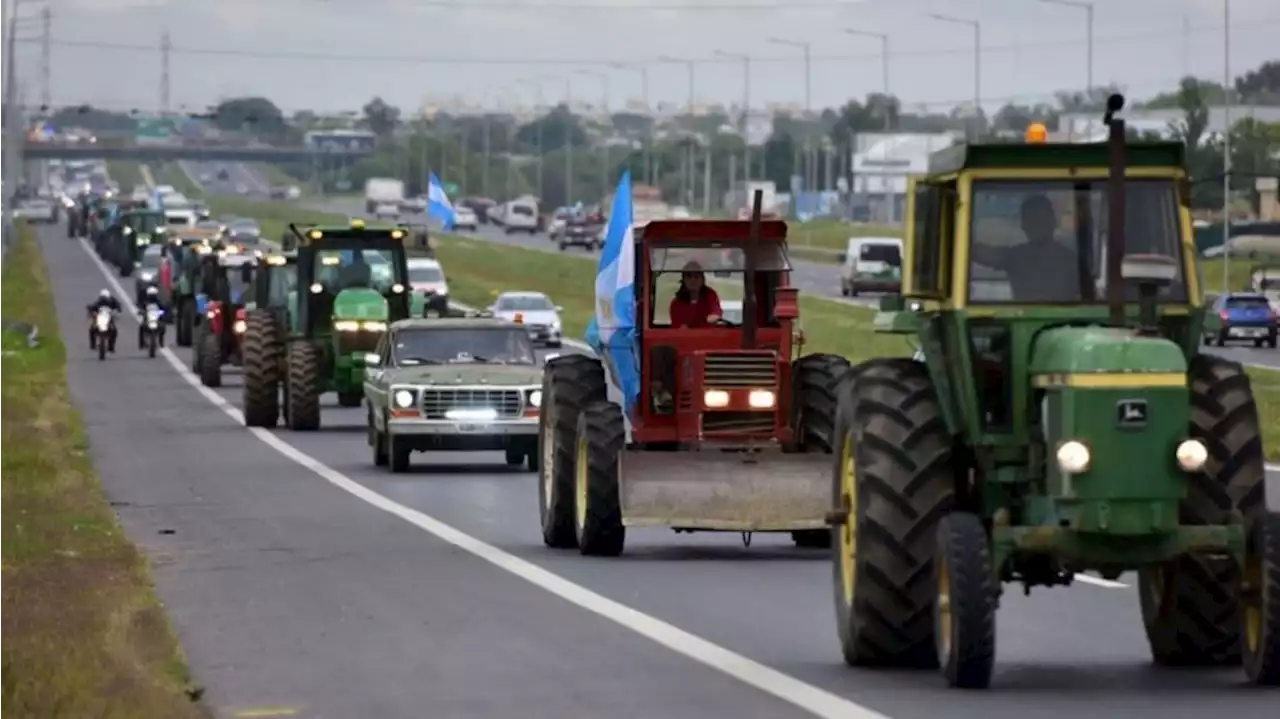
top-left (6, 0), bottom-right (1278, 115)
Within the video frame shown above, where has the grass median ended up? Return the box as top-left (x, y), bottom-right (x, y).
top-left (1, 227), bottom-right (206, 717)
top-left (106, 161), bottom-right (144, 190)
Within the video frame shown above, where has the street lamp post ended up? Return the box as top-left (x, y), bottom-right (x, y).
top-left (1222, 0), bottom-right (1232, 291)
top-left (769, 37), bottom-right (814, 196)
top-left (927, 14), bottom-right (981, 139)
top-left (714, 50), bottom-right (752, 186)
top-left (577, 69), bottom-right (612, 199)
top-left (612, 62), bottom-right (652, 184)
top-left (564, 76), bottom-right (574, 206)
top-left (522, 75), bottom-right (558, 200)
top-left (844, 29), bottom-right (890, 128)
top-left (660, 55), bottom-right (697, 207)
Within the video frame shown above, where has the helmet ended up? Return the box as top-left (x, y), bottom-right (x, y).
top-left (99, 289), bottom-right (111, 299)
top-left (145, 286), bottom-right (159, 297)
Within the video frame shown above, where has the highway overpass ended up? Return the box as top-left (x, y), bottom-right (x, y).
top-left (21, 143), bottom-right (373, 162)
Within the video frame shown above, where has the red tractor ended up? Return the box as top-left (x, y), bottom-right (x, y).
top-left (538, 206), bottom-right (848, 556)
top-left (192, 252), bottom-right (256, 388)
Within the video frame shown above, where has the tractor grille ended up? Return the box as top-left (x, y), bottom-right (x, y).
top-left (702, 411), bottom-right (774, 434)
top-left (703, 352), bottom-right (777, 389)
top-left (336, 331), bottom-right (381, 355)
top-left (421, 388), bottom-right (524, 419)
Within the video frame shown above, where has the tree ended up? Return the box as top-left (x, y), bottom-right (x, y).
top-left (761, 131), bottom-right (797, 190)
top-left (1234, 60), bottom-right (1280, 105)
top-left (362, 97), bottom-right (401, 137)
top-left (514, 104), bottom-right (587, 152)
top-left (207, 97), bottom-right (286, 138)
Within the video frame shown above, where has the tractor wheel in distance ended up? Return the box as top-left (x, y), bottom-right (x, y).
top-left (190, 326), bottom-right (203, 373)
top-left (1139, 354), bottom-right (1268, 667)
top-left (370, 412), bottom-right (389, 467)
top-left (573, 401), bottom-right (626, 556)
top-left (198, 330), bottom-right (222, 388)
top-left (137, 325), bottom-right (145, 350)
top-left (832, 358), bottom-right (956, 670)
top-left (337, 392), bottom-right (363, 408)
top-left (285, 342), bottom-right (322, 431)
top-left (176, 301), bottom-right (193, 347)
top-left (389, 436), bottom-right (411, 473)
top-left (539, 354), bottom-right (607, 549)
top-left (934, 511), bottom-right (997, 689)
top-left (241, 311), bottom-right (281, 428)
top-left (790, 353), bottom-right (851, 549)
top-left (505, 448), bottom-right (524, 467)
top-left (1242, 511), bottom-right (1280, 685)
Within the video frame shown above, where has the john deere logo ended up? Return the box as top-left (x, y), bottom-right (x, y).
top-left (1116, 399), bottom-right (1148, 428)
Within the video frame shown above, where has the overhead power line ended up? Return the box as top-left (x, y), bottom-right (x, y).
top-left (18, 18), bottom-right (1278, 67)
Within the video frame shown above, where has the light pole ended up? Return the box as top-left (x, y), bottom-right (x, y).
top-left (844, 29), bottom-right (890, 128)
top-left (715, 50), bottom-right (752, 186)
top-left (768, 37), bottom-right (814, 195)
top-left (927, 13), bottom-right (981, 139)
top-left (522, 75), bottom-right (558, 200)
top-left (577, 69), bottom-right (611, 198)
top-left (1222, 0), bottom-right (1232, 290)
top-left (611, 62), bottom-right (651, 185)
top-left (564, 76), bottom-right (574, 206)
top-left (660, 55), bottom-right (697, 207)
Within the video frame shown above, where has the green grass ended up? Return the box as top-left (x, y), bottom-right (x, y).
top-left (152, 163), bottom-right (203, 198)
top-left (1, 227), bottom-right (207, 717)
top-left (252, 163), bottom-right (304, 190)
top-left (105, 161), bottom-right (144, 191)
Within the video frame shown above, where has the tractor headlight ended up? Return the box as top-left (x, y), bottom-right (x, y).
top-left (310, 283), bottom-right (324, 294)
top-left (334, 320), bottom-right (361, 332)
top-left (139, 271), bottom-right (155, 282)
top-left (362, 321), bottom-right (387, 332)
top-left (1055, 440), bottom-right (1091, 474)
top-left (747, 389), bottom-right (776, 409)
top-left (528, 390), bottom-right (542, 408)
top-left (704, 390), bottom-right (730, 408)
top-left (390, 283), bottom-right (405, 294)
top-left (233, 320), bottom-right (247, 334)
top-left (1175, 439), bottom-right (1208, 472)
top-left (393, 390), bottom-right (415, 408)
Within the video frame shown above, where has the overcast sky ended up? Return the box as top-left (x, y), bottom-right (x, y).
top-left (6, 0), bottom-right (1278, 116)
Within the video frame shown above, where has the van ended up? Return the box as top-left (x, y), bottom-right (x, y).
top-left (501, 198), bottom-right (539, 234)
top-left (838, 236), bottom-right (903, 297)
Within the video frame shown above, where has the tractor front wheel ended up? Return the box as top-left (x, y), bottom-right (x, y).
top-left (1139, 354), bottom-right (1267, 667)
top-left (934, 512), bottom-right (997, 689)
top-left (242, 311), bottom-right (281, 428)
top-left (539, 354), bottom-right (607, 549)
top-left (198, 330), bottom-right (222, 388)
top-left (1242, 511), bottom-right (1280, 685)
top-left (790, 353), bottom-right (851, 549)
top-left (175, 300), bottom-right (193, 347)
top-left (573, 401), bottom-right (626, 556)
top-left (286, 343), bottom-right (322, 431)
top-left (832, 358), bottom-right (956, 670)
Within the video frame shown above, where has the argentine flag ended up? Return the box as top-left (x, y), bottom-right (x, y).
top-left (586, 171), bottom-right (640, 414)
top-left (426, 172), bottom-right (456, 230)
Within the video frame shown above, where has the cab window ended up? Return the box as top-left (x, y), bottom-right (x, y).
top-left (908, 182), bottom-right (945, 296)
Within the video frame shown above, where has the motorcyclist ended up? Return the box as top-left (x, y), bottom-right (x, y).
top-left (138, 286), bottom-right (166, 347)
top-left (86, 289), bottom-right (122, 352)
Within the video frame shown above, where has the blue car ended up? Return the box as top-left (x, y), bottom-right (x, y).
top-left (1204, 292), bottom-right (1277, 348)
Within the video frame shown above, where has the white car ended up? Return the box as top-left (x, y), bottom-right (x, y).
top-left (489, 291), bottom-right (563, 347)
top-left (374, 202), bottom-right (400, 221)
top-left (407, 257), bottom-right (450, 313)
top-left (13, 197), bottom-right (58, 223)
top-left (452, 207), bottom-right (478, 231)
top-left (401, 196), bottom-right (427, 213)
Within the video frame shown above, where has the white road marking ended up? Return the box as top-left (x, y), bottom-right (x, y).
top-left (1071, 574), bottom-right (1130, 589)
top-left (74, 237), bottom-right (890, 719)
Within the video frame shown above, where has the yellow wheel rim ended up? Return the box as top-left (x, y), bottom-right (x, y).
top-left (937, 556), bottom-right (953, 657)
top-left (575, 432), bottom-right (589, 530)
top-left (1245, 547), bottom-right (1262, 654)
top-left (839, 429), bottom-right (857, 605)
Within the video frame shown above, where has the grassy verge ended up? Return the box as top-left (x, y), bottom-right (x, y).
top-left (1, 229), bottom-right (206, 716)
top-left (153, 163), bottom-right (203, 198)
top-left (106, 161), bottom-right (144, 190)
top-left (222, 199), bottom-right (1280, 460)
top-left (252, 163), bottom-right (302, 190)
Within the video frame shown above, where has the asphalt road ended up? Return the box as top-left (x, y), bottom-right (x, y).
top-left (43, 214), bottom-right (1280, 717)
top-left (179, 160), bottom-right (271, 199)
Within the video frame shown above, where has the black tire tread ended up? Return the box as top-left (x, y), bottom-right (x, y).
top-left (286, 342), bottom-right (322, 431)
top-left (242, 310), bottom-right (281, 428)
top-left (1244, 512), bottom-right (1280, 685)
top-left (576, 401), bottom-right (626, 556)
top-left (791, 353), bottom-right (850, 549)
top-left (539, 355), bottom-right (607, 549)
top-left (937, 512), bottom-right (997, 689)
top-left (198, 329), bottom-right (222, 388)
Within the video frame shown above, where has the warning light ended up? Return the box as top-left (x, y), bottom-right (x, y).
top-left (350, 218), bottom-right (366, 229)
top-left (1025, 122), bottom-right (1048, 144)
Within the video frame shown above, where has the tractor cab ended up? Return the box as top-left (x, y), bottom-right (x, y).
top-left (114, 209), bottom-right (166, 275)
top-left (192, 251), bottom-right (258, 387)
top-left (248, 252), bottom-right (298, 313)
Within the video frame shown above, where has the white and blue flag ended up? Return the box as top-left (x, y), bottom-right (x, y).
top-left (585, 171), bottom-right (640, 414)
top-left (426, 172), bottom-right (456, 230)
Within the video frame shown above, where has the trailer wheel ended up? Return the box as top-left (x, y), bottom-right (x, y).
top-left (1139, 355), bottom-right (1267, 666)
top-left (286, 342), bottom-right (322, 431)
top-left (242, 311), bottom-right (281, 428)
top-left (934, 512), bottom-right (997, 688)
top-left (198, 329), bottom-right (222, 388)
top-left (790, 353), bottom-right (851, 549)
top-left (574, 401), bottom-right (626, 556)
top-left (539, 355), bottom-right (607, 549)
top-left (832, 358), bottom-right (957, 669)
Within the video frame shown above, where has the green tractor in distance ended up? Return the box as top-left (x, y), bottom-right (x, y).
top-left (110, 209), bottom-right (166, 277)
top-left (241, 220), bottom-right (415, 431)
top-left (829, 94), bottom-right (1279, 688)
top-left (240, 251), bottom-right (298, 427)
top-left (169, 234), bottom-right (220, 347)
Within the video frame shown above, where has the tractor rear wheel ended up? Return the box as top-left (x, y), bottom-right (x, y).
top-left (934, 512), bottom-right (997, 688)
top-left (790, 353), bottom-right (850, 549)
top-left (832, 358), bottom-right (957, 669)
top-left (539, 355), bottom-right (607, 549)
top-left (286, 342), bottom-right (322, 431)
top-left (574, 401), bottom-right (626, 556)
top-left (242, 311), bottom-right (281, 428)
top-left (176, 300), bottom-right (193, 347)
top-left (1140, 355), bottom-right (1268, 667)
top-left (198, 329), bottom-right (222, 388)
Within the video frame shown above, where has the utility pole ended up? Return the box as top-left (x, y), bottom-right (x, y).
top-left (612, 63), bottom-right (651, 185)
top-left (564, 77), bottom-right (573, 206)
top-left (928, 14), bottom-right (981, 139)
top-left (660, 56), bottom-right (696, 207)
top-left (1222, 0), bottom-right (1232, 291)
top-left (482, 93), bottom-right (491, 198)
top-left (714, 50), bottom-right (751, 187)
top-left (577, 69), bottom-right (610, 199)
top-left (768, 38), bottom-right (813, 195)
top-left (39, 5), bottom-right (49, 109)
top-left (160, 30), bottom-right (171, 113)
top-left (1038, 1), bottom-right (1093, 97)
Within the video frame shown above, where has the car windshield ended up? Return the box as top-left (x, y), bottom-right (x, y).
top-left (1226, 296), bottom-right (1270, 309)
top-left (859, 242), bottom-right (901, 265)
top-left (126, 213), bottom-right (162, 234)
top-left (313, 249), bottom-right (402, 292)
top-left (967, 178), bottom-right (1186, 304)
top-left (391, 327), bottom-right (536, 366)
top-left (408, 266), bottom-right (443, 283)
top-left (512, 205), bottom-right (535, 217)
top-left (496, 295), bottom-right (553, 311)
top-left (166, 215), bottom-right (190, 226)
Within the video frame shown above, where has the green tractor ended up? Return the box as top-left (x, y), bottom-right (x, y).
top-left (240, 251), bottom-right (298, 426)
top-left (829, 94), bottom-right (1279, 688)
top-left (241, 221), bottom-right (417, 430)
top-left (110, 209), bottom-right (166, 277)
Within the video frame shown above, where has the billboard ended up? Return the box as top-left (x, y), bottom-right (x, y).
top-left (303, 130), bottom-right (376, 153)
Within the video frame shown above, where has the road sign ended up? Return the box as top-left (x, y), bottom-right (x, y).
top-left (135, 116), bottom-right (173, 145)
top-left (443, 182), bottom-right (459, 195)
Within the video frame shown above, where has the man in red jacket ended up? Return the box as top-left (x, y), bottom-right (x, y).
top-left (668, 261), bottom-right (723, 328)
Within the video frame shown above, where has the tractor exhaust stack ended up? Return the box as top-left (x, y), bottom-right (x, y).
top-left (1103, 93), bottom-right (1127, 327)
top-left (742, 189), bottom-right (763, 350)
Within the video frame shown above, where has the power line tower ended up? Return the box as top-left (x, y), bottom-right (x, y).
top-left (160, 30), bottom-right (171, 113)
top-left (39, 5), bottom-right (50, 109)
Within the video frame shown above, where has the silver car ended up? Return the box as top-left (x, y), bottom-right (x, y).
top-left (489, 291), bottom-right (563, 347)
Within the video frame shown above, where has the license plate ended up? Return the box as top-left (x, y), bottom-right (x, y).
top-left (455, 423), bottom-right (488, 433)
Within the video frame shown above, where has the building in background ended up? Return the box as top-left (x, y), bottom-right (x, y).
top-left (849, 132), bottom-right (957, 224)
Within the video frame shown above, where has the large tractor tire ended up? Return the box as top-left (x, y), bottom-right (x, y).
top-left (574, 401), bottom-right (626, 556)
top-left (175, 299), bottom-right (193, 347)
top-left (285, 342), bottom-right (322, 431)
top-left (1139, 355), bottom-right (1268, 667)
top-left (198, 330), bottom-right (222, 388)
top-left (790, 353), bottom-right (851, 549)
top-left (337, 392), bottom-right (364, 408)
top-left (832, 358), bottom-right (957, 669)
top-left (539, 355), bottom-right (607, 549)
top-left (242, 311), bottom-right (282, 428)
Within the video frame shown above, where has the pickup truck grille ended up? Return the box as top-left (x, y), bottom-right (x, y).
top-left (702, 352), bottom-right (777, 389)
top-left (421, 388), bottom-right (523, 419)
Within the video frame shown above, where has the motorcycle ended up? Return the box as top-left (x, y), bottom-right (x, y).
top-left (90, 307), bottom-right (117, 361)
top-left (139, 303), bottom-right (165, 358)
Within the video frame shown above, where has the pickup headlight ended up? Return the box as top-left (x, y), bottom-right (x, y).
top-left (393, 389), bottom-right (416, 408)
top-left (528, 389), bottom-right (542, 408)
top-left (233, 320), bottom-right (247, 334)
top-left (139, 271), bottom-right (155, 282)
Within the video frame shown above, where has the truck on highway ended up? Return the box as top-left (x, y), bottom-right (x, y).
top-left (365, 178), bottom-right (406, 213)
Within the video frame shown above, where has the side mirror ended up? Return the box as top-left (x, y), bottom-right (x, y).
top-left (362, 352), bottom-right (381, 367)
top-left (544, 352), bottom-right (561, 363)
top-left (1120, 254), bottom-right (1178, 285)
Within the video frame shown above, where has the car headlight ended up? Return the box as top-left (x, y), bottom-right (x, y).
top-left (139, 271), bottom-right (155, 281)
top-left (1175, 439), bottom-right (1208, 472)
top-left (528, 390), bottom-right (542, 408)
top-left (334, 320), bottom-right (361, 332)
top-left (704, 389), bottom-right (730, 408)
top-left (233, 320), bottom-right (247, 334)
top-left (747, 389), bottom-right (776, 409)
top-left (393, 390), bottom-right (415, 409)
top-left (551, 319), bottom-right (562, 330)
top-left (1055, 440), bottom-right (1091, 474)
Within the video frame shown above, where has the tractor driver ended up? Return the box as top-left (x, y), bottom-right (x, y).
top-left (337, 251), bottom-right (373, 290)
top-left (971, 193), bottom-right (1080, 303)
top-left (668, 261), bottom-right (724, 328)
